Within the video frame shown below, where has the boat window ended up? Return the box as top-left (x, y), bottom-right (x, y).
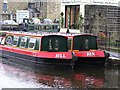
top-left (40, 26), bottom-right (44, 30)
top-left (12, 36), bottom-right (19, 46)
top-left (20, 37), bottom-right (27, 48)
top-left (5, 35), bottom-right (13, 46)
top-left (28, 38), bottom-right (36, 49)
top-left (54, 25), bottom-right (59, 30)
top-left (41, 35), bottom-right (68, 52)
top-left (28, 25), bottom-right (35, 31)
top-left (73, 35), bottom-right (97, 50)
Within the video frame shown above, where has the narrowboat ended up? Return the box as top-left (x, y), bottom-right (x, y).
top-left (0, 31), bottom-right (74, 67)
top-left (0, 31), bottom-right (109, 67)
top-left (69, 34), bottom-right (110, 66)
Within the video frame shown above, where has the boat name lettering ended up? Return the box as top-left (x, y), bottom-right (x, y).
top-left (86, 52), bottom-right (95, 56)
top-left (55, 54), bottom-right (66, 58)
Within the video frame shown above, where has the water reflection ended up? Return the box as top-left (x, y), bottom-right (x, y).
top-left (104, 67), bottom-right (119, 88)
top-left (0, 59), bottom-right (119, 88)
top-left (0, 61), bottom-right (51, 88)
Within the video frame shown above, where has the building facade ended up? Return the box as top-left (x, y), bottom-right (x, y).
top-left (84, 5), bottom-right (120, 33)
top-left (0, 0), bottom-right (61, 22)
top-left (61, 0), bottom-right (120, 44)
top-left (0, 0), bottom-right (28, 20)
top-left (61, 0), bottom-right (119, 30)
top-left (46, 2), bottom-right (61, 21)
top-left (35, 1), bottom-right (61, 21)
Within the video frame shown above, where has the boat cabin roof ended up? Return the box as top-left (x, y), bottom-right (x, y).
top-left (6, 31), bottom-right (95, 37)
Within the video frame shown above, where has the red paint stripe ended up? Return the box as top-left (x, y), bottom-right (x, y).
top-left (0, 45), bottom-right (72, 60)
top-left (74, 50), bottom-right (105, 58)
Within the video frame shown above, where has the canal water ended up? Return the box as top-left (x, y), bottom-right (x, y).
top-left (0, 58), bottom-right (119, 89)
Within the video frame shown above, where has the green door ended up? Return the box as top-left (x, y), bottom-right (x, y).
top-left (41, 35), bottom-right (68, 52)
top-left (73, 35), bottom-right (98, 50)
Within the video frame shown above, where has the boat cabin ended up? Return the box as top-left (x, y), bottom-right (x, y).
top-left (64, 34), bottom-right (98, 51)
top-left (3, 31), bottom-right (98, 52)
top-left (27, 23), bottom-right (60, 32)
top-left (4, 32), bottom-right (69, 52)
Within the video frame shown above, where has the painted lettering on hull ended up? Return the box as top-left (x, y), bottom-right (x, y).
top-left (55, 54), bottom-right (66, 58)
top-left (87, 52), bottom-right (95, 56)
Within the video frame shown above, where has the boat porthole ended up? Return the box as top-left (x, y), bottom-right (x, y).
top-left (5, 35), bottom-right (13, 45)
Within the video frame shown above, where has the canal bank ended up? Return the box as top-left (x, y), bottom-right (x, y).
top-left (105, 51), bottom-right (120, 67)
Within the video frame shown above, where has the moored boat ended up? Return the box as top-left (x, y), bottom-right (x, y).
top-left (0, 31), bottom-right (109, 67)
top-left (0, 31), bottom-right (74, 67)
top-left (70, 34), bottom-right (110, 66)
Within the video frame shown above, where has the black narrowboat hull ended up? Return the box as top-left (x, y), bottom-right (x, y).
top-left (1, 50), bottom-right (107, 68)
top-left (1, 50), bottom-right (74, 68)
top-left (75, 57), bottom-right (106, 66)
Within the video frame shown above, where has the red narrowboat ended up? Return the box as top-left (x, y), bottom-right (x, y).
top-left (0, 31), bottom-right (74, 67)
top-left (68, 34), bottom-right (110, 66)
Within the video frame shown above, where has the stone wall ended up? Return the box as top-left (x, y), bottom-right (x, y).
top-left (7, 2), bottom-right (28, 14)
top-left (46, 2), bottom-right (61, 21)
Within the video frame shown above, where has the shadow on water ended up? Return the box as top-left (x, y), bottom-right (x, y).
top-left (0, 58), bottom-right (119, 88)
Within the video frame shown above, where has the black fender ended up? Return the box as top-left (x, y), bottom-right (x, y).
top-left (71, 52), bottom-right (77, 61)
top-left (104, 51), bottom-right (110, 58)
top-left (71, 52), bottom-right (77, 68)
top-left (104, 51), bottom-right (111, 67)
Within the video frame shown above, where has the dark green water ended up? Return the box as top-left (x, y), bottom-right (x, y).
top-left (0, 58), bottom-right (119, 89)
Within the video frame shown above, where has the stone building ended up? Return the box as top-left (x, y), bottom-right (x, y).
top-left (46, 2), bottom-right (61, 21)
top-left (0, 0), bottom-right (61, 22)
top-left (0, 0), bottom-right (28, 20)
top-left (34, 2), bottom-right (47, 19)
top-left (84, 5), bottom-right (120, 45)
top-left (34, 1), bottom-right (61, 21)
top-left (84, 5), bottom-right (120, 34)
top-left (61, 0), bottom-right (120, 46)
top-left (28, 3), bottom-right (40, 18)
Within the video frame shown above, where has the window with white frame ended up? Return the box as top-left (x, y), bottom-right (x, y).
top-left (13, 36), bottom-right (19, 46)
top-left (20, 37), bottom-right (27, 48)
top-left (28, 38), bottom-right (36, 49)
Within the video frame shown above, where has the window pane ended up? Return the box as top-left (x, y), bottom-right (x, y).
top-left (20, 37), bottom-right (27, 48)
top-left (13, 40), bottom-right (17, 45)
top-left (21, 42), bottom-right (26, 47)
top-left (29, 43), bottom-right (34, 48)
top-left (13, 36), bottom-right (19, 46)
top-left (28, 38), bottom-right (36, 49)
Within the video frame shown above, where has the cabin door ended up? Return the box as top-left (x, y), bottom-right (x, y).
top-left (73, 35), bottom-right (97, 50)
top-left (41, 35), bottom-right (68, 52)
